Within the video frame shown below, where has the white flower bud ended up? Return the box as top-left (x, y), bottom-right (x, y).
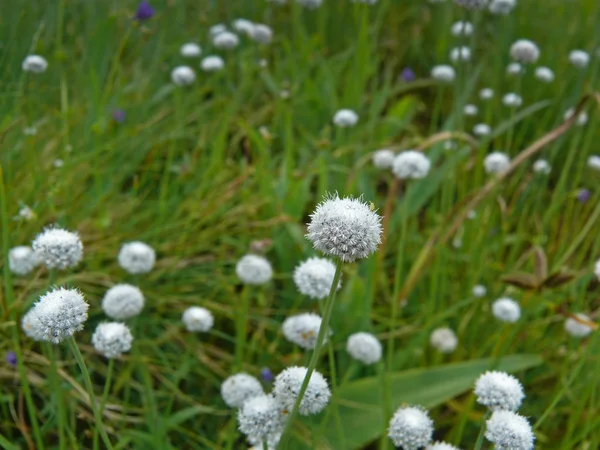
top-left (182, 307), bottom-right (214, 332)
top-left (92, 322), bottom-right (133, 358)
top-left (171, 66), bottom-right (196, 86)
top-left (492, 297), bottom-right (521, 323)
top-left (569, 50), bottom-right (590, 68)
top-left (118, 241), bottom-right (156, 274)
top-left (392, 151), bottom-right (431, 180)
top-left (510, 40), bottom-right (540, 64)
top-left (201, 55), bottom-right (225, 72)
top-left (333, 109), bottom-right (359, 128)
top-left (180, 43), bottom-right (202, 58)
top-left (22, 55), bottom-right (48, 73)
top-left (372, 149), bottom-right (395, 169)
top-left (102, 284), bottom-right (145, 320)
top-left (431, 65), bottom-right (456, 83)
top-left (213, 31), bottom-right (239, 50)
top-left (484, 152), bottom-right (511, 174)
top-left (430, 327), bottom-right (458, 354)
top-left (346, 332), bottom-right (382, 364)
top-left (236, 254), bottom-right (273, 285)
top-left (534, 66), bottom-right (554, 83)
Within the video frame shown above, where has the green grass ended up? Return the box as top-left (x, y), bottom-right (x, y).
top-left (1, 0), bottom-right (600, 449)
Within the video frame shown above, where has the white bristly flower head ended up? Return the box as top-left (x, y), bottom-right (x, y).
top-left (282, 313), bottom-right (324, 349)
top-left (221, 373), bottom-right (265, 408)
top-left (236, 254), bottom-right (273, 285)
top-left (464, 104), bottom-right (478, 116)
top-left (92, 322), bottom-right (133, 358)
top-left (333, 109), bottom-right (359, 128)
top-left (492, 297), bottom-right (521, 323)
top-left (388, 406), bottom-right (434, 450)
top-left (502, 93), bottom-right (522, 108)
top-left (392, 150), bottom-right (431, 179)
top-left (201, 55), bottom-right (225, 72)
top-left (32, 227), bottom-right (83, 270)
top-left (233, 19), bottom-right (255, 36)
top-left (506, 62), bottom-right (523, 76)
top-left (510, 40), bottom-right (540, 64)
top-left (171, 66), bottom-right (196, 86)
top-left (182, 306), bottom-right (214, 332)
top-left (475, 371), bottom-right (525, 411)
top-left (372, 149), bottom-right (395, 169)
top-left (479, 88), bottom-right (494, 100)
top-left (533, 159), bottom-right (551, 175)
top-left (564, 108), bottom-right (588, 126)
top-left (118, 241), bottom-right (156, 274)
top-left (485, 410), bottom-right (535, 450)
top-left (273, 366), bottom-right (331, 415)
top-left (209, 24), bottom-right (227, 37)
top-left (22, 55), bottom-right (48, 73)
top-left (450, 46), bottom-right (471, 63)
top-left (306, 194), bottom-right (383, 263)
top-left (102, 284), bottom-right (145, 320)
top-left (293, 257), bottom-right (340, 300)
top-left (587, 155), bottom-right (600, 171)
top-left (296, 0), bottom-right (323, 8)
top-left (569, 50), bottom-right (590, 68)
top-left (426, 442), bottom-right (462, 450)
top-left (564, 313), bottom-right (594, 338)
top-left (430, 327), bottom-right (458, 354)
top-left (431, 65), bottom-right (456, 83)
top-left (454, 0), bottom-right (488, 9)
top-left (346, 332), bottom-right (382, 364)
top-left (489, 0), bottom-right (516, 14)
top-left (473, 123), bottom-right (492, 137)
top-left (32, 287), bottom-right (89, 344)
top-left (451, 21), bottom-right (473, 36)
top-left (213, 31), bottom-right (239, 49)
top-left (484, 152), bottom-right (511, 174)
top-left (180, 43), bottom-right (202, 58)
top-left (250, 24), bottom-right (273, 44)
top-left (238, 394), bottom-right (286, 440)
top-left (473, 285), bottom-right (487, 297)
top-left (9, 246), bottom-right (39, 276)
top-left (22, 309), bottom-right (44, 341)
top-left (534, 66), bottom-right (555, 83)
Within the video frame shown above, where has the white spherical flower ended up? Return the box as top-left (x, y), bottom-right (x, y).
top-left (182, 306), bottom-right (214, 332)
top-left (171, 66), bottom-right (196, 86)
top-left (429, 327), bottom-right (458, 354)
top-left (9, 246), bottom-right (39, 276)
top-left (273, 366), bottom-right (331, 415)
top-left (282, 313), bottom-right (324, 349)
top-left (492, 297), bottom-right (521, 323)
top-left (454, 0), bottom-right (488, 9)
top-left (466, 210), bottom-right (477, 220)
top-left (533, 159), bottom-right (551, 175)
top-left (233, 19), bottom-right (255, 36)
top-left (594, 260), bottom-right (600, 280)
top-left (236, 254), bottom-right (273, 285)
top-left (451, 21), bottom-right (473, 36)
top-left (502, 93), bottom-right (522, 108)
top-left (221, 373), bottom-right (265, 408)
top-left (238, 395), bottom-right (286, 440)
top-left (485, 410), bottom-right (535, 450)
top-left (534, 66), bottom-right (555, 83)
top-left (510, 40), bottom-right (540, 64)
top-left (209, 24), bottom-right (227, 37)
top-left (213, 31), bottom-right (239, 50)
top-left (333, 109), bottom-right (359, 128)
top-left (32, 227), bottom-right (83, 270)
top-left (479, 88), bottom-right (494, 100)
top-left (32, 287), bottom-right (89, 344)
top-left (426, 442), bottom-right (462, 450)
top-left (201, 55), bottom-right (225, 72)
top-left (251, 24), bottom-right (273, 44)
top-left (564, 108), bottom-right (588, 126)
top-left (450, 46), bottom-right (471, 63)
top-left (475, 371), bottom-right (524, 411)
top-left (296, 0), bottom-right (323, 8)
top-left (392, 150), bottom-right (431, 180)
top-left (293, 257), bottom-right (340, 300)
top-left (118, 241), bottom-right (155, 274)
top-left (506, 62), bottom-right (523, 76)
top-left (372, 149), bottom-right (395, 169)
top-left (306, 194), bottom-right (382, 263)
top-left (569, 50), bottom-right (590, 68)
top-left (484, 152), bottom-right (511, 174)
top-left (22, 55), bottom-right (48, 73)
top-left (431, 65), bottom-right (456, 83)
top-left (22, 309), bottom-right (44, 341)
top-left (564, 313), bottom-right (594, 338)
top-left (102, 284), bottom-right (145, 320)
top-left (180, 43), bottom-right (202, 58)
top-left (473, 123), bottom-right (492, 137)
top-left (587, 155), bottom-right (600, 171)
top-left (92, 322), bottom-right (133, 358)
top-left (388, 406), bottom-right (434, 450)
top-left (346, 332), bottom-right (382, 364)
top-left (489, 0), bottom-right (516, 14)
top-left (464, 104), bottom-right (478, 116)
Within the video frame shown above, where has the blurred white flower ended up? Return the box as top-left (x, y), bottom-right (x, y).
top-left (510, 40), bottom-right (540, 64)
top-left (213, 31), bottom-right (239, 50)
top-left (506, 62), bottom-right (523, 76)
top-left (201, 55), bottom-right (225, 72)
top-left (92, 322), bottom-right (133, 358)
top-left (221, 373), bottom-right (264, 408)
top-left (9, 246), bottom-right (39, 276)
top-left (372, 149), bottom-right (396, 169)
top-left (484, 152), bottom-right (510, 174)
top-left (502, 93), bottom-right (522, 107)
top-left (464, 104), bottom-right (478, 116)
top-left (431, 65), bottom-right (456, 82)
top-left (346, 332), bottom-right (382, 364)
top-left (236, 254), bottom-right (273, 285)
top-left (233, 19), bottom-right (255, 36)
top-left (472, 284), bottom-right (487, 297)
top-left (587, 155), bottom-right (600, 171)
top-left (17, 205), bottom-right (35, 221)
top-left (102, 284), bottom-right (145, 320)
top-left (251, 24), bottom-right (273, 44)
top-left (118, 241), bottom-right (155, 274)
top-left (489, 0), bottom-right (516, 14)
top-left (564, 108), bottom-right (588, 126)
top-left (22, 55), bottom-right (48, 73)
top-left (450, 46), bottom-right (471, 63)
top-left (22, 309), bottom-right (44, 341)
top-left (182, 306), bottom-right (214, 332)
top-left (564, 313), bottom-right (594, 338)
top-left (534, 66), bottom-right (554, 83)
top-left (473, 123), bottom-right (492, 136)
top-left (180, 43), bottom-right (202, 58)
top-left (533, 159), bottom-right (551, 175)
top-left (569, 50), bottom-right (590, 68)
top-left (392, 150), bottom-right (431, 179)
top-left (296, 0), bottom-right (323, 8)
top-left (479, 88), bottom-right (494, 100)
top-left (426, 442), bottom-right (462, 450)
top-left (171, 66), bottom-right (196, 86)
top-left (492, 297), bottom-right (521, 323)
top-left (430, 327), bottom-right (458, 354)
top-left (209, 24), bottom-right (227, 37)
top-left (333, 109), bottom-right (359, 127)
top-left (451, 21), bottom-right (473, 36)
top-left (293, 257), bottom-right (340, 300)
top-left (282, 313), bottom-right (324, 349)
top-left (454, 0), bottom-right (488, 9)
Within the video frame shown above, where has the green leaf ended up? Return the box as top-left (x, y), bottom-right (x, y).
top-left (165, 405), bottom-right (221, 429)
top-left (315, 354), bottom-right (543, 450)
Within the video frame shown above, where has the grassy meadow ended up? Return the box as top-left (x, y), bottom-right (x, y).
top-left (1, 0), bottom-right (600, 449)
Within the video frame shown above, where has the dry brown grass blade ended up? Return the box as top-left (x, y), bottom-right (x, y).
top-left (397, 92), bottom-right (600, 303)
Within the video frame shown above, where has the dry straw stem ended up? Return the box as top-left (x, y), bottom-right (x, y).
top-left (397, 93), bottom-right (600, 303)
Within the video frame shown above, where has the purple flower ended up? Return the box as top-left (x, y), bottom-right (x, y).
top-left (135, 1), bottom-right (154, 21)
top-left (112, 109), bottom-right (126, 123)
top-left (5, 351), bottom-right (17, 368)
top-left (577, 188), bottom-right (591, 203)
top-left (260, 367), bottom-right (273, 383)
top-left (400, 67), bottom-right (416, 82)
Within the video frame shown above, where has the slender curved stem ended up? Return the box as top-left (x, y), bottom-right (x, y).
top-left (93, 358), bottom-right (115, 450)
top-left (474, 411), bottom-right (491, 450)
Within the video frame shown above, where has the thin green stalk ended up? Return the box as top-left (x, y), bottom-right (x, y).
top-left (262, 441), bottom-right (268, 450)
top-left (474, 411), bottom-right (491, 450)
top-left (48, 344), bottom-right (67, 450)
top-left (233, 285), bottom-right (250, 371)
top-left (93, 358), bottom-right (115, 450)
top-left (278, 260), bottom-right (344, 447)
top-left (67, 337), bottom-right (113, 450)
top-left (378, 360), bottom-right (390, 450)
top-left (326, 342), bottom-right (344, 449)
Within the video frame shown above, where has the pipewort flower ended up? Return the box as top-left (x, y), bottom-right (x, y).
top-left (118, 241), bottom-right (155, 274)
top-left (32, 287), bottom-right (89, 344)
top-left (388, 405), bottom-right (434, 450)
top-left (102, 284), bottom-right (145, 320)
top-left (475, 371), bottom-right (525, 411)
top-left (182, 307), bottom-right (214, 332)
top-left (346, 332), bottom-right (382, 364)
top-left (32, 227), bottom-right (83, 270)
top-left (485, 410), bottom-right (535, 450)
top-left (273, 366), bottom-right (331, 415)
top-left (92, 322), bottom-right (133, 358)
top-left (221, 373), bottom-right (265, 408)
top-left (293, 257), bottom-right (340, 300)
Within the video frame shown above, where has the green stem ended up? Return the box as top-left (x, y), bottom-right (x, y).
top-left (233, 285), bottom-right (251, 371)
top-left (67, 337), bottom-right (113, 450)
top-left (278, 260), bottom-right (344, 447)
top-left (327, 342), bottom-right (344, 448)
top-left (93, 358), bottom-right (115, 450)
top-left (49, 344), bottom-right (66, 450)
top-left (474, 411), bottom-right (491, 450)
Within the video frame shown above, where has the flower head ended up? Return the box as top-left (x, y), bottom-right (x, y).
top-left (92, 322), bottom-right (133, 358)
top-left (534, 66), bottom-right (554, 83)
top-left (454, 0), bottom-right (488, 9)
top-left (506, 62), bottom-right (523, 76)
top-left (111, 109), bottom-right (126, 123)
top-left (587, 155), bottom-right (600, 171)
top-left (479, 88), bottom-right (494, 100)
top-left (473, 123), bottom-right (492, 137)
top-left (9, 246), bottom-right (39, 276)
top-left (484, 152), bottom-right (511, 174)
top-left (209, 24), bottom-right (227, 37)
top-left (22, 55), bottom-right (48, 73)
top-left (533, 159), bottom-right (551, 175)
top-left (102, 284), bottom-right (145, 320)
top-left (426, 442), bottom-right (462, 450)
top-left (306, 194), bottom-right (382, 263)
top-left (32, 227), bottom-right (83, 270)
top-left (569, 50), bottom-right (590, 68)
top-left (171, 66), bottom-right (196, 86)
top-left (236, 254), bottom-right (273, 285)
top-left (485, 410), bottom-right (534, 450)
top-left (451, 21), bottom-right (473, 37)
top-left (32, 287), bottom-right (89, 343)
top-left (489, 0), bottom-right (516, 14)
top-left (502, 93), bottom-right (522, 108)
top-left (492, 297), bottom-right (521, 323)
top-left (346, 332), bottom-right (382, 364)
top-left (296, 0), bottom-right (323, 8)
top-left (282, 313), bottom-right (324, 349)
top-left (431, 65), bottom-right (456, 83)
top-left (464, 104), bottom-right (478, 116)
top-left (118, 241), bottom-right (155, 274)
top-left (201, 55), bottom-right (225, 72)
top-left (372, 149), bottom-right (396, 169)
top-left (237, 394), bottom-right (286, 440)
top-left (577, 188), bottom-right (591, 203)
top-left (221, 373), bottom-right (265, 408)
top-left (182, 306), bottom-right (214, 332)
top-left (233, 19), bottom-right (255, 35)
top-left (475, 371), bottom-right (524, 411)
top-left (273, 366), bottom-right (331, 415)
top-left (564, 108), bottom-right (588, 126)
top-left (430, 327), bottom-right (458, 354)
top-left (392, 151), bottom-right (431, 179)
top-left (510, 40), bottom-right (540, 64)
top-left (213, 31), bottom-right (239, 49)
top-left (450, 46), bottom-right (471, 63)
top-left (22, 309), bottom-right (44, 341)
top-left (180, 43), bottom-right (202, 57)
top-left (333, 109), bottom-right (359, 128)
top-left (134, 1), bottom-right (155, 21)
top-left (388, 405), bottom-right (434, 450)
top-left (564, 313), bottom-right (594, 338)
top-left (293, 257), bottom-right (340, 300)
top-left (400, 67), bottom-right (416, 82)
top-left (250, 24), bottom-right (273, 44)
